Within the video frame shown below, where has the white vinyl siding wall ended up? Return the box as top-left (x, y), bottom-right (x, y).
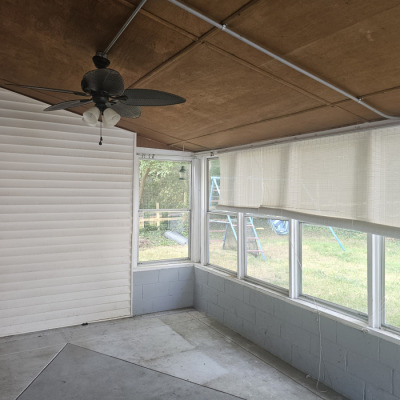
top-left (0, 88), bottom-right (134, 337)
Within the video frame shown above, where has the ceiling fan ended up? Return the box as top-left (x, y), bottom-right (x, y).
top-left (9, 51), bottom-right (185, 128)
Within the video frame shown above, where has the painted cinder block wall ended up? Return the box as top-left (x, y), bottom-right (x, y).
top-left (193, 266), bottom-right (400, 400)
top-left (132, 265), bottom-right (194, 315)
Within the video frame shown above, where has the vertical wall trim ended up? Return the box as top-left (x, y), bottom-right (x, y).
top-left (131, 143), bottom-right (140, 273)
top-left (191, 158), bottom-right (201, 263)
top-left (200, 158), bottom-right (208, 265)
top-left (129, 133), bottom-right (137, 316)
top-left (368, 234), bottom-right (384, 328)
top-left (289, 219), bottom-right (301, 298)
top-left (237, 212), bottom-right (246, 279)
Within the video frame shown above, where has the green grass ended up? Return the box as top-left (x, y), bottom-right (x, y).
top-left (302, 226), bottom-right (368, 313)
top-left (383, 238), bottom-right (400, 327)
top-left (139, 229), bottom-right (188, 262)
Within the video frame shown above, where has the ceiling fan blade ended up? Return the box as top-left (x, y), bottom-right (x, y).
top-left (123, 89), bottom-right (186, 106)
top-left (44, 99), bottom-right (93, 111)
top-left (111, 103), bottom-right (141, 118)
top-left (7, 83), bottom-right (88, 97)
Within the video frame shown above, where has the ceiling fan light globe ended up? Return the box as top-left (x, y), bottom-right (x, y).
top-left (103, 108), bottom-right (121, 128)
top-left (83, 106), bottom-right (100, 126)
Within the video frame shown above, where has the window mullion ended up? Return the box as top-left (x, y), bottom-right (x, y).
top-left (237, 212), bottom-right (246, 279)
top-left (289, 219), bottom-right (301, 298)
top-left (368, 234), bottom-right (384, 328)
top-left (201, 158), bottom-right (208, 265)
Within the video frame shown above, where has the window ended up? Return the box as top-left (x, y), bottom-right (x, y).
top-left (245, 216), bottom-right (289, 289)
top-left (301, 224), bottom-right (368, 313)
top-left (138, 159), bottom-right (190, 263)
top-left (384, 237), bottom-right (400, 328)
top-left (202, 140), bottom-right (400, 337)
top-left (206, 158), bottom-right (237, 273)
top-left (208, 213), bottom-right (237, 273)
top-left (208, 158), bottom-right (220, 211)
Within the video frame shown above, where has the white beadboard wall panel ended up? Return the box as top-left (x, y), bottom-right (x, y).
top-left (0, 257), bottom-right (130, 274)
top-left (0, 279), bottom-right (129, 301)
top-left (0, 309), bottom-right (129, 337)
top-left (0, 88), bottom-right (134, 336)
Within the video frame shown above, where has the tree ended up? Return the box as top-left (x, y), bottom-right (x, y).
top-left (139, 160), bottom-right (189, 209)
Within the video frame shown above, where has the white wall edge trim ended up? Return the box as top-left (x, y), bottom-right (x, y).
top-left (134, 262), bottom-right (195, 272)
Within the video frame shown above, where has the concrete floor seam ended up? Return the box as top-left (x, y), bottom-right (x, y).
top-left (16, 343), bottom-right (68, 400)
top-left (70, 343), bottom-right (246, 400)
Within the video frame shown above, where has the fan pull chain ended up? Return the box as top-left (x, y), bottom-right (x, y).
top-left (99, 120), bottom-right (103, 146)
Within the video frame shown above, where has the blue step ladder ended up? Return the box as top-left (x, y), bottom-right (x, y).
top-left (209, 177), bottom-right (266, 260)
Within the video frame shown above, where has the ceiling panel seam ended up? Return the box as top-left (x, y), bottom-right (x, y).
top-left (265, 3), bottom-right (400, 62)
top-left (127, 0), bottom-right (263, 88)
top-left (168, 103), bottom-right (369, 145)
top-left (202, 42), bottom-right (335, 107)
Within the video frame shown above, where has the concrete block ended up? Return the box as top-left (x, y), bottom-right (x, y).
top-left (178, 267), bottom-right (194, 281)
top-left (207, 302), bottom-right (224, 322)
top-left (194, 296), bottom-right (207, 312)
top-left (379, 338), bottom-right (400, 370)
top-left (194, 282), bottom-right (204, 299)
top-left (224, 280), bottom-right (244, 301)
top-left (151, 295), bottom-right (175, 312)
top-left (143, 282), bottom-right (169, 299)
top-left (366, 384), bottom-right (399, 400)
top-left (205, 286), bottom-right (219, 305)
top-left (152, 292), bottom-right (193, 312)
top-left (180, 291), bottom-right (194, 305)
top-left (234, 301), bottom-right (256, 324)
top-left (175, 288), bottom-right (194, 305)
top-left (264, 333), bottom-right (292, 363)
top-left (337, 323), bottom-right (379, 360)
top-left (132, 270), bottom-right (159, 286)
top-left (299, 309), bottom-right (320, 334)
top-left (394, 370), bottom-right (400, 397)
top-left (158, 268), bottom-right (179, 282)
top-left (131, 286), bottom-right (143, 302)
top-left (323, 362), bottom-right (365, 400)
top-left (274, 299), bottom-right (304, 328)
top-left (194, 267), bottom-right (208, 285)
top-left (242, 321), bottom-right (266, 348)
top-left (168, 279), bottom-right (193, 295)
top-left (243, 286), bottom-right (251, 305)
top-left (319, 315), bottom-right (337, 343)
top-left (291, 344), bottom-right (321, 379)
top-left (132, 299), bottom-right (153, 316)
top-left (255, 310), bottom-right (281, 337)
top-left (207, 273), bottom-right (225, 292)
top-left (281, 322), bottom-right (311, 351)
top-left (223, 310), bottom-right (243, 334)
top-left (310, 337), bottom-right (346, 370)
top-left (218, 292), bottom-right (237, 313)
top-left (347, 351), bottom-right (393, 393)
top-left (247, 290), bottom-right (274, 315)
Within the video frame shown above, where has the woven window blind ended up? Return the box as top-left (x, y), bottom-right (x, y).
top-left (219, 125), bottom-right (400, 230)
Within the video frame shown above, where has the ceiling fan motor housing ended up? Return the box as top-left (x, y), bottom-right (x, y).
top-left (81, 69), bottom-right (125, 97)
top-left (92, 52), bottom-right (111, 69)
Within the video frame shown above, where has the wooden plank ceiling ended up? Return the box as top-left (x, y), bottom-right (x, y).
top-left (1, 0), bottom-right (400, 151)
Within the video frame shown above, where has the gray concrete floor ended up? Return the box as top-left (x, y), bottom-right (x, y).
top-left (0, 309), bottom-right (347, 400)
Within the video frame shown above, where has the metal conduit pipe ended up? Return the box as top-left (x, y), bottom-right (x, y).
top-left (104, 0), bottom-right (148, 54)
top-left (167, 0), bottom-right (400, 120)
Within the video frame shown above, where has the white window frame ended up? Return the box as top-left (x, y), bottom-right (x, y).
top-left (200, 154), bottom-right (399, 337)
top-left (133, 147), bottom-right (194, 267)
